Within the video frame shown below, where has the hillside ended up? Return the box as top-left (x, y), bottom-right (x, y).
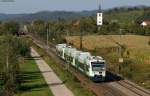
top-left (104, 10), bottom-right (144, 25)
top-left (0, 11), bottom-right (96, 23)
top-left (0, 6), bottom-right (149, 23)
top-left (136, 10), bottom-right (150, 23)
top-left (104, 6), bottom-right (149, 25)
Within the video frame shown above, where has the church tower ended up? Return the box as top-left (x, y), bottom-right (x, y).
top-left (97, 0), bottom-right (103, 26)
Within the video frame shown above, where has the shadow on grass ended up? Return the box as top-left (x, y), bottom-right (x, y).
top-left (19, 70), bottom-right (67, 92)
top-left (24, 57), bottom-right (41, 60)
top-left (18, 71), bottom-right (48, 92)
top-left (24, 56), bottom-right (44, 60)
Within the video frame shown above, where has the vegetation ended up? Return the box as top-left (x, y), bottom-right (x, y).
top-left (0, 5), bottom-right (149, 96)
top-left (15, 58), bottom-right (53, 96)
top-left (27, 7), bottom-right (150, 42)
top-left (0, 36), bottom-right (31, 96)
top-left (0, 21), bottom-right (19, 35)
top-left (32, 43), bottom-right (96, 96)
top-left (66, 35), bottom-right (150, 89)
top-left (136, 9), bottom-right (150, 23)
top-left (0, 21), bottom-right (31, 96)
top-left (26, 6), bottom-right (150, 89)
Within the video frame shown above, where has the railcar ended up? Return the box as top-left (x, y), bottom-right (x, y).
top-left (56, 44), bottom-right (66, 59)
top-left (56, 44), bottom-right (106, 81)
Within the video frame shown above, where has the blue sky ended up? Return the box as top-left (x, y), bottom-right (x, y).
top-left (0, 0), bottom-right (150, 14)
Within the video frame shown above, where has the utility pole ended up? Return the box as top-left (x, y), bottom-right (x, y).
top-left (118, 29), bottom-right (124, 73)
top-left (46, 23), bottom-right (49, 49)
top-left (47, 28), bottom-right (49, 47)
top-left (119, 29), bottom-right (123, 57)
top-left (80, 29), bottom-right (83, 50)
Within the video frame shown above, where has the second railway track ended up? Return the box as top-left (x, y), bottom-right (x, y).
top-left (116, 80), bottom-right (150, 96)
top-left (31, 35), bottom-right (150, 96)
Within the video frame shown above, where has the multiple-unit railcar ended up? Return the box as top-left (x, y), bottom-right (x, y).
top-left (56, 44), bottom-right (106, 81)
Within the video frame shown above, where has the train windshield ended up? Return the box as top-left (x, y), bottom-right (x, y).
top-left (91, 62), bottom-right (105, 71)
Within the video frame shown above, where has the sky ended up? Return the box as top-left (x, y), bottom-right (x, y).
top-left (0, 0), bottom-right (150, 14)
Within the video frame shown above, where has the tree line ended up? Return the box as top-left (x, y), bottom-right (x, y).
top-left (27, 9), bottom-right (150, 44)
top-left (0, 21), bottom-right (30, 96)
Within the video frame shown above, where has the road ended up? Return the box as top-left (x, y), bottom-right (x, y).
top-left (31, 48), bottom-right (74, 96)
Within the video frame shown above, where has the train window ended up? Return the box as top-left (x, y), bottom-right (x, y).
top-left (91, 62), bottom-right (105, 71)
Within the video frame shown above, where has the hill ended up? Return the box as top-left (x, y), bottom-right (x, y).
top-left (0, 6), bottom-right (149, 23)
top-left (0, 11), bottom-right (96, 23)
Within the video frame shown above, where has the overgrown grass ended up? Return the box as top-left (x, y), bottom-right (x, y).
top-left (0, 75), bottom-right (3, 93)
top-left (66, 35), bottom-right (149, 50)
top-left (32, 43), bottom-right (96, 96)
top-left (15, 59), bottom-right (53, 96)
top-left (103, 51), bottom-right (150, 89)
top-left (66, 35), bottom-right (150, 89)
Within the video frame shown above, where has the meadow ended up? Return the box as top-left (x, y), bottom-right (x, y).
top-left (15, 59), bottom-right (53, 96)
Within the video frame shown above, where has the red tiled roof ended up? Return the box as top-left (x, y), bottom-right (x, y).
top-left (143, 20), bottom-right (150, 25)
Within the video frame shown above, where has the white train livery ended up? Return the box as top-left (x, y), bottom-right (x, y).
top-left (56, 44), bottom-right (106, 81)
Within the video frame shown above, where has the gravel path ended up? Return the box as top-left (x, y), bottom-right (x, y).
top-left (31, 48), bottom-right (74, 96)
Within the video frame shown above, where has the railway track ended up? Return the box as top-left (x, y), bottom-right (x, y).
top-left (30, 35), bottom-right (150, 96)
top-left (116, 80), bottom-right (150, 96)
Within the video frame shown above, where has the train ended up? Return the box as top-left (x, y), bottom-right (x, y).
top-left (56, 44), bottom-right (106, 81)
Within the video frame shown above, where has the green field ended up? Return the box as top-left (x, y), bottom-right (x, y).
top-left (32, 43), bottom-right (96, 96)
top-left (15, 59), bottom-right (53, 96)
top-left (104, 10), bottom-right (144, 26)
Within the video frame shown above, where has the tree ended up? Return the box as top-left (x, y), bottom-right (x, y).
top-left (0, 21), bottom-right (19, 36)
top-left (0, 35), bottom-right (30, 96)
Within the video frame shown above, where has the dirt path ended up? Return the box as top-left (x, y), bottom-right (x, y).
top-left (31, 48), bottom-right (74, 96)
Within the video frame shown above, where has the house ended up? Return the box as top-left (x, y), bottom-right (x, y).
top-left (141, 20), bottom-right (150, 26)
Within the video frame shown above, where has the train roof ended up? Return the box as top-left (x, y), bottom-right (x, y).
top-left (78, 52), bottom-right (91, 63)
top-left (89, 56), bottom-right (105, 63)
top-left (56, 44), bottom-right (67, 47)
top-left (71, 50), bottom-right (82, 58)
top-left (56, 44), bottom-right (67, 49)
top-left (64, 47), bottom-right (76, 55)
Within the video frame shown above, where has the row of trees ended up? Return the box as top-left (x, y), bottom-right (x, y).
top-left (26, 9), bottom-right (150, 89)
top-left (0, 21), bottom-right (19, 36)
top-left (0, 21), bottom-right (30, 96)
top-left (27, 14), bottom-right (150, 44)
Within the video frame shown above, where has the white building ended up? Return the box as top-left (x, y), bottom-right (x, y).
top-left (141, 20), bottom-right (150, 26)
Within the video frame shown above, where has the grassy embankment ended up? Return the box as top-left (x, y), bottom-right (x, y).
top-left (32, 42), bottom-right (96, 96)
top-left (66, 35), bottom-right (150, 89)
top-left (15, 59), bottom-right (53, 96)
top-left (104, 10), bottom-right (144, 26)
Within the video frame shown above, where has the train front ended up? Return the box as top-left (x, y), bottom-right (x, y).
top-left (89, 56), bottom-right (106, 81)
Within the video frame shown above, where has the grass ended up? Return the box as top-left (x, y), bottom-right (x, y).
top-left (66, 35), bottom-right (150, 50)
top-left (66, 35), bottom-right (150, 89)
top-left (32, 43), bottom-right (96, 96)
top-left (15, 59), bottom-right (53, 96)
top-left (104, 10), bottom-right (144, 26)
top-left (0, 73), bottom-right (3, 93)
